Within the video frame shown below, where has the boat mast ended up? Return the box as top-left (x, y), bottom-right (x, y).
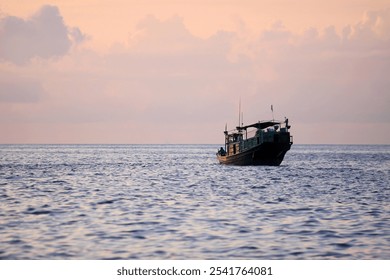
top-left (224, 123), bottom-right (228, 154)
top-left (238, 98), bottom-right (241, 128)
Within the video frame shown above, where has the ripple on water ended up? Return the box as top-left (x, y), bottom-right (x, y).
top-left (0, 144), bottom-right (389, 259)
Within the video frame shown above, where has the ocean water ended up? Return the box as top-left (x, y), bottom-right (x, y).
top-left (0, 144), bottom-right (389, 259)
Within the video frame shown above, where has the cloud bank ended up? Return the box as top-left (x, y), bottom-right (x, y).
top-left (0, 5), bottom-right (86, 64)
top-left (0, 6), bottom-right (389, 144)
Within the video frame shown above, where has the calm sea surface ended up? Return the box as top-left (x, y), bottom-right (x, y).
top-left (0, 144), bottom-right (389, 259)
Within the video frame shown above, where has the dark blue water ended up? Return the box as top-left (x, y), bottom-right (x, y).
top-left (0, 144), bottom-right (389, 259)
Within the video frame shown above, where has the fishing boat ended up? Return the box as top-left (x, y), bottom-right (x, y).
top-left (216, 116), bottom-right (293, 166)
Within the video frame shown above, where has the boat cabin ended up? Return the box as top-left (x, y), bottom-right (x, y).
top-left (221, 119), bottom-right (292, 157)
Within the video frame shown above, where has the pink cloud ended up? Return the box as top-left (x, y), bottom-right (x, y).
top-left (0, 5), bottom-right (86, 64)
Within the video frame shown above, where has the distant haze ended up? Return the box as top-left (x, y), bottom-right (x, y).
top-left (1, 1), bottom-right (389, 144)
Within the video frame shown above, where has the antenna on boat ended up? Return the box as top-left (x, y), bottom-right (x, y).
top-left (238, 97), bottom-right (241, 127)
top-left (238, 97), bottom-right (244, 128)
top-left (271, 104), bottom-right (274, 121)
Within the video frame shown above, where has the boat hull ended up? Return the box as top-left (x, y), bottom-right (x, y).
top-left (217, 142), bottom-right (292, 166)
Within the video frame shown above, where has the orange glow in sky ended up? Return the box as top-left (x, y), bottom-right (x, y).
top-left (1, 0), bottom-right (389, 144)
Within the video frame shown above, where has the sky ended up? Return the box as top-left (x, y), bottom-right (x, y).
top-left (0, 0), bottom-right (389, 144)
